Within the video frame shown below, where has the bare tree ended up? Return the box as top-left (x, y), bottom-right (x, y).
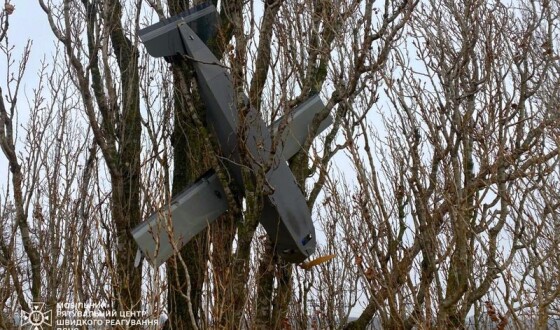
top-left (0, 8), bottom-right (101, 327)
top-left (0, 8), bottom-right (42, 326)
top-left (311, 0), bottom-right (560, 328)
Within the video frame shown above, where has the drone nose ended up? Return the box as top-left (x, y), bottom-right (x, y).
top-left (301, 234), bottom-right (313, 246)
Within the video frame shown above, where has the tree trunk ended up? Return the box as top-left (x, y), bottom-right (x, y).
top-left (106, 0), bottom-right (143, 324)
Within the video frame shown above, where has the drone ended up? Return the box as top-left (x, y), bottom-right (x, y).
top-left (132, 2), bottom-right (333, 268)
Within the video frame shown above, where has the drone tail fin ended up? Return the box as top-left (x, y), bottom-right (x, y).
top-left (139, 1), bottom-right (218, 58)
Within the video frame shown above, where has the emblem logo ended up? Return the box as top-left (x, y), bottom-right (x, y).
top-left (21, 302), bottom-right (52, 329)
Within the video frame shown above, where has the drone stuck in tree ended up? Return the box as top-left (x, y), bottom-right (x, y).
top-left (131, 2), bottom-right (334, 268)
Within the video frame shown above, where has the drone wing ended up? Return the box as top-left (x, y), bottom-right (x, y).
top-left (132, 171), bottom-right (226, 267)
